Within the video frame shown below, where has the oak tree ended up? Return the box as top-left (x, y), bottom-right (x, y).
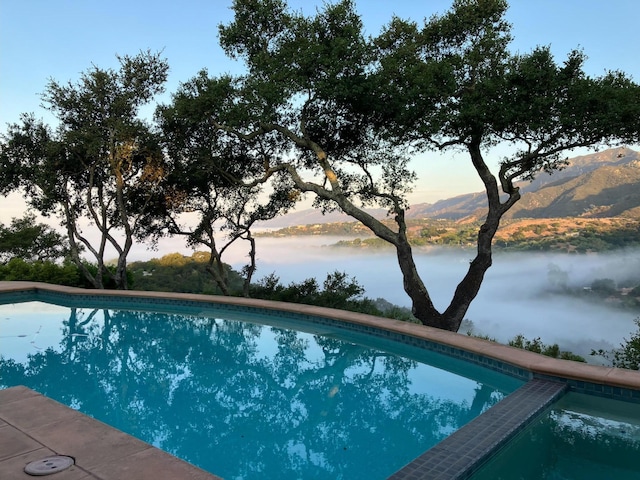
top-left (0, 51), bottom-right (169, 289)
top-left (156, 72), bottom-right (298, 296)
top-left (201, 0), bottom-right (640, 331)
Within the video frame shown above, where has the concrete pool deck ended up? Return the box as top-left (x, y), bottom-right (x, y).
top-left (0, 386), bottom-right (220, 480)
top-left (2, 281), bottom-right (640, 479)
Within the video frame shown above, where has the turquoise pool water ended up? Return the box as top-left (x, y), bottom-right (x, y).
top-left (471, 392), bottom-right (640, 479)
top-left (0, 299), bottom-right (523, 479)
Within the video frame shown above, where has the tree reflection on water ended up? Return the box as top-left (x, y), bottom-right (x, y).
top-left (1, 307), bottom-right (507, 479)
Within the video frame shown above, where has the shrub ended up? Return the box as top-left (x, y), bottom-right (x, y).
top-left (508, 334), bottom-right (585, 362)
top-left (600, 317), bottom-right (640, 370)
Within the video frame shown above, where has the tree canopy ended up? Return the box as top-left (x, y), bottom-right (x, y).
top-left (0, 213), bottom-right (70, 263)
top-left (0, 51), bottom-right (169, 289)
top-left (154, 72), bottom-right (298, 296)
top-left (178, 0), bottom-right (640, 330)
top-left (1, 1), bottom-right (639, 331)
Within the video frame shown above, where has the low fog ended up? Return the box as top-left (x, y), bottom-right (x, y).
top-left (130, 235), bottom-right (640, 363)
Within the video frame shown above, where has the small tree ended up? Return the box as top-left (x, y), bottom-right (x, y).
top-left (0, 51), bottom-right (169, 289)
top-left (156, 72), bottom-right (297, 296)
top-left (612, 318), bottom-right (640, 370)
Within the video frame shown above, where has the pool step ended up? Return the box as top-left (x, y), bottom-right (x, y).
top-left (387, 378), bottom-right (568, 480)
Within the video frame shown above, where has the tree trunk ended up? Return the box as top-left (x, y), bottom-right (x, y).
top-left (207, 248), bottom-right (231, 296)
top-left (437, 139), bottom-right (520, 331)
top-left (242, 232), bottom-right (257, 297)
top-left (254, 129), bottom-right (522, 332)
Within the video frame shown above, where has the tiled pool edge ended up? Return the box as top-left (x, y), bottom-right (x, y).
top-left (388, 378), bottom-right (568, 480)
top-left (2, 282), bottom-right (639, 401)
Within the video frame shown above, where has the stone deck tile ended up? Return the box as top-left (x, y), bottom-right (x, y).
top-left (0, 386), bottom-right (221, 480)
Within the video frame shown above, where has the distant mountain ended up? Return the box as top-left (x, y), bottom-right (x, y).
top-left (258, 206), bottom-right (388, 228)
top-left (405, 147), bottom-right (640, 221)
top-left (259, 147), bottom-right (640, 227)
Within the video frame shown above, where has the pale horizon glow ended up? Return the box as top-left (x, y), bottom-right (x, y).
top-left (1, 0), bottom-right (639, 223)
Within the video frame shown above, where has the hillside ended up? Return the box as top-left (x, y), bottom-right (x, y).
top-left (407, 147), bottom-right (640, 221)
top-left (259, 147), bottom-right (640, 227)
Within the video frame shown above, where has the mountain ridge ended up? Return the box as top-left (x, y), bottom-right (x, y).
top-left (258, 147), bottom-right (640, 228)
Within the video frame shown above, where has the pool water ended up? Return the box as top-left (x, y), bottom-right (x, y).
top-left (471, 392), bottom-right (640, 480)
top-left (0, 301), bottom-right (522, 479)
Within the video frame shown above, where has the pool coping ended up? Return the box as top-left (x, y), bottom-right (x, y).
top-left (2, 281), bottom-right (640, 479)
top-left (2, 281), bottom-right (639, 395)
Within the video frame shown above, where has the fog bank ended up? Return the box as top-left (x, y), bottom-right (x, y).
top-left (126, 234), bottom-right (639, 362)
top-left (233, 237), bottom-right (639, 362)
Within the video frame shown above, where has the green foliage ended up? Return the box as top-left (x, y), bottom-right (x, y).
top-left (156, 0), bottom-right (640, 330)
top-left (0, 51), bottom-right (169, 289)
top-left (156, 252), bottom-right (191, 267)
top-left (372, 298), bottom-right (419, 323)
top-left (251, 271), bottom-right (381, 315)
top-left (593, 317), bottom-right (640, 370)
top-left (508, 334), bottom-right (586, 362)
top-left (0, 258), bottom-right (81, 286)
top-left (129, 252), bottom-right (244, 295)
top-left (611, 318), bottom-right (640, 370)
top-left (0, 214), bottom-right (70, 263)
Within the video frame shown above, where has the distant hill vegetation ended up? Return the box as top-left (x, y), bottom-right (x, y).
top-left (259, 147), bottom-right (640, 226)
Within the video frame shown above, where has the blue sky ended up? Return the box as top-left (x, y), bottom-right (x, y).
top-left (1, 0), bottom-right (639, 213)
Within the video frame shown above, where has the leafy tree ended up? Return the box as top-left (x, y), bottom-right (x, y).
top-left (0, 213), bottom-right (70, 262)
top-left (590, 278), bottom-right (617, 296)
top-left (155, 74), bottom-right (297, 296)
top-left (0, 51), bottom-right (169, 289)
top-left (128, 252), bottom-right (245, 295)
top-left (0, 257), bottom-right (81, 286)
top-left (192, 0), bottom-right (640, 331)
top-left (592, 317), bottom-right (640, 370)
top-left (611, 317), bottom-right (640, 370)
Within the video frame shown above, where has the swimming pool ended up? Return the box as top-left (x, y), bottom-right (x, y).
top-left (0, 296), bottom-right (523, 479)
top-left (470, 392), bottom-right (640, 479)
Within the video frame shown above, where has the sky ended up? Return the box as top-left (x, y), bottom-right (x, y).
top-left (1, 0), bottom-right (639, 222)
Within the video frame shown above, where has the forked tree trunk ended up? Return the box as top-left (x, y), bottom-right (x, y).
top-left (305, 145), bottom-right (520, 332)
top-left (243, 128), bottom-right (523, 332)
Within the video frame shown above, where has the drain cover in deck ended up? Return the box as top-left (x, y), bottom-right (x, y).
top-left (24, 456), bottom-right (74, 476)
